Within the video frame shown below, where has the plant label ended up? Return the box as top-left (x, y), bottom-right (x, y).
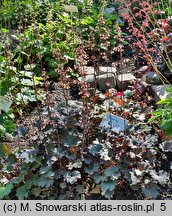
top-left (0, 96), bottom-right (12, 113)
top-left (64, 5), bottom-right (78, 13)
top-left (104, 7), bottom-right (115, 14)
top-left (100, 113), bottom-right (128, 132)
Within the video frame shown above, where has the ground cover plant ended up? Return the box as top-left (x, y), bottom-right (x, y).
top-left (0, 0), bottom-right (172, 200)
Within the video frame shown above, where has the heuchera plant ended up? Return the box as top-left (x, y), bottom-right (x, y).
top-left (115, 0), bottom-right (172, 135)
top-left (115, 0), bottom-right (172, 75)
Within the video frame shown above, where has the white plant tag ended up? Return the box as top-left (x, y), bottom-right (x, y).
top-left (100, 113), bottom-right (128, 133)
top-left (0, 96), bottom-right (12, 113)
top-left (64, 5), bottom-right (78, 13)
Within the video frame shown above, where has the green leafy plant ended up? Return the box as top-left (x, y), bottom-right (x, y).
top-left (148, 85), bottom-right (172, 135)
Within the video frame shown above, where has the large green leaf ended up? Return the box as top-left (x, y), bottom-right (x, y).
top-left (0, 183), bottom-right (13, 199)
top-left (16, 180), bottom-right (32, 200)
top-left (156, 98), bottom-right (171, 105)
top-left (104, 166), bottom-right (119, 176)
top-left (101, 180), bottom-right (117, 192)
top-left (34, 177), bottom-right (54, 188)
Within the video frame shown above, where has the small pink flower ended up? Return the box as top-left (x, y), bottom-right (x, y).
top-left (142, 21), bottom-right (149, 27)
